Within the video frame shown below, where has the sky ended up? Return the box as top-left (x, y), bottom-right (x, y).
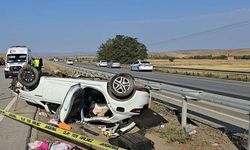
top-left (0, 0), bottom-right (250, 55)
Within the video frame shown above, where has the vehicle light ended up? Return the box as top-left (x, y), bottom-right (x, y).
top-left (137, 87), bottom-right (150, 93)
top-left (130, 108), bottom-right (142, 113)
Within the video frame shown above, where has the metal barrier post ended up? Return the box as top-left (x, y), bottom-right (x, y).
top-left (181, 96), bottom-right (187, 127)
top-left (148, 92), bottom-right (152, 108)
top-left (248, 113), bottom-right (250, 150)
top-left (148, 81), bottom-right (152, 108)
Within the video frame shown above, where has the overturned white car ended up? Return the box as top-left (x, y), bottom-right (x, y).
top-left (14, 65), bottom-right (150, 124)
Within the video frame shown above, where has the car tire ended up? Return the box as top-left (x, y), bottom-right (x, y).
top-left (108, 73), bottom-right (135, 99)
top-left (18, 64), bottom-right (40, 89)
top-left (5, 74), bottom-right (9, 78)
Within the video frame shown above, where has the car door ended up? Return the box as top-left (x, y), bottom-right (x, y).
top-left (58, 84), bottom-right (84, 122)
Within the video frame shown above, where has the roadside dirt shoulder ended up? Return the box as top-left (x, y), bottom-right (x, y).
top-left (29, 102), bottom-right (238, 150)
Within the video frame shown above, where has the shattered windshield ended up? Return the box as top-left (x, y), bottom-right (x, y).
top-left (7, 54), bottom-right (27, 63)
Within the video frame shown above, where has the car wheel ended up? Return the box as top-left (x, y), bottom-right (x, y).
top-left (108, 73), bottom-right (135, 99)
top-left (18, 64), bottom-right (40, 89)
top-left (5, 74), bottom-right (9, 78)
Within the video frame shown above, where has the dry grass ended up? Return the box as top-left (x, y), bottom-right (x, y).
top-left (44, 61), bottom-right (107, 79)
top-left (150, 126), bottom-right (191, 144)
top-left (149, 59), bottom-right (250, 71)
top-left (148, 102), bottom-right (238, 150)
top-left (43, 61), bottom-right (75, 75)
top-left (149, 48), bottom-right (250, 58)
top-left (148, 102), bottom-right (191, 144)
top-left (154, 68), bottom-right (250, 82)
top-left (148, 59), bottom-right (250, 82)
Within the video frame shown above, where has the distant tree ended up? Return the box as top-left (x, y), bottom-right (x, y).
top-left (97, 35), bottom-right (148, 64)
top-left (213, 55), bottom-right (227, 59)
top-left (242, 55), bottom-right (250, 59)
top-left (192, 55), bottom-right (213, 59)
top-left (169, 57), bottom-right (175, 62)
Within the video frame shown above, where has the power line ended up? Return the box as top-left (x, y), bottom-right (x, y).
top-left (148, 19), bottom-right (250, 46)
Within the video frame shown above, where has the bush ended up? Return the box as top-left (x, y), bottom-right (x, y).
top-left (0, 57), bottom-right (4, 65)
top-left (169, 57), bottom-right (175, 62)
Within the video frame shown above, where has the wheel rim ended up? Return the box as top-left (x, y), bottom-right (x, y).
top-left (22, 70), bottom-right (35, 82)
top-left (113, 76), bottom-right (130, 94)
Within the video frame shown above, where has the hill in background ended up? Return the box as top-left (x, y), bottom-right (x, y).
top-left (149, 48), bottom-right (250, 58)
top-left (2, 48), bottom-right (250, 59)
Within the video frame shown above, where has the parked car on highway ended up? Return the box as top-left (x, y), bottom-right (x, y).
top-left (14, 65), bottom-right (150, 126)
top-left (96, 60), bottom-right (107, 67)
top-left (107, 60), bottom-right (121, 68)
top-left (130, 60), bottom-right (153, 71)
top-left (66, 60), bottom-right (74, 65)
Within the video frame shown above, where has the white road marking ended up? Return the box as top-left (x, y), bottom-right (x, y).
top-left (0, 96), bottom-right (17, 122)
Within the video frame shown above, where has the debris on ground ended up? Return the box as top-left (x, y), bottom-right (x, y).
top-left (185, 123), bottom-right (198, 135)
top-left (47, 119), bottom-right (59, 126)
top-left (146, 102), bottom-right (238, 150)
top-left (28, 140), bottom-right (73, 150)
top-left (39, 112), bottom-right (49, 117)
top-left (229, 132), bottom-right (248, 150)
top-left (58, 122), bottom-right (72, 130)
top-left (30, 101), bottom-right (239, 150)
top-left (109, 132), bottom-right (154, 150)
top-left (26, 66), bottom-right (239, 150)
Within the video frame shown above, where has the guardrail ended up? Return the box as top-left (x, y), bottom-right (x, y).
top-left (56, 62), bottom-right (250, 149)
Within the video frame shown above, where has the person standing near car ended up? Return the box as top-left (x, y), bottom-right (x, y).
top-left (39, 57), bottom-right (43, 74)
top-left (32, 58), bottom-right (41, 75)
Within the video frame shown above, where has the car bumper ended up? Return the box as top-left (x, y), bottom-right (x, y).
top-left (100, 64), bottom-right (107, 67)
top-left (111, 65), bottom-right (121, 68)
top-left (139, 66), bottom-right (153, 71)
top-left (5, 70), bottom-right (19, 77)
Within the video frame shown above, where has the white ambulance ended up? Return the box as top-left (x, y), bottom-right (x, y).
top-left (4, 46), bottom-right (32, 78)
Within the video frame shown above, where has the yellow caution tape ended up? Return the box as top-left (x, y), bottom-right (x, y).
top-left (0, 108), bottom-right (125, 150)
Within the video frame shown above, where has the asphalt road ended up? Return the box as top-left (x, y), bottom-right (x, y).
top-left (0, 66), bottom-right (37, 150)
top-left (72, 63), bottom-right (250, 100)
